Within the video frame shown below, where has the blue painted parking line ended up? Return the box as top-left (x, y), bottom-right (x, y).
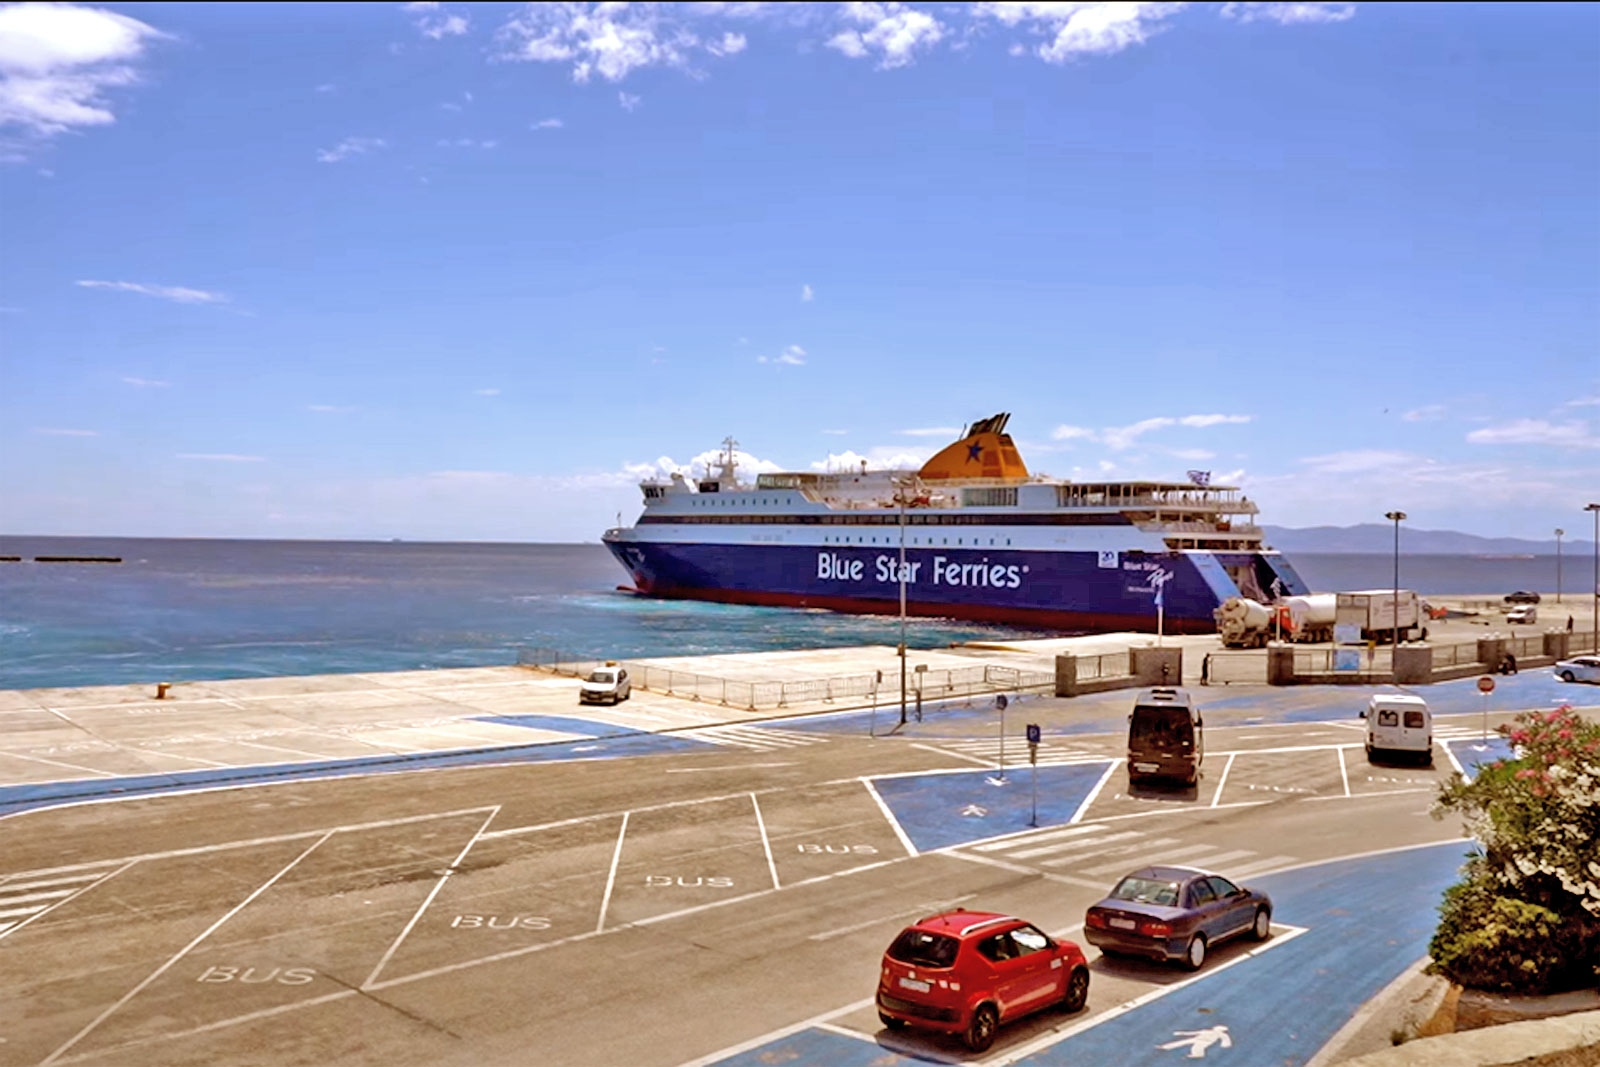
top-left (709, 1028), bottom-right (915, 1067)
top-left (0, 730), bottom-right (721, 819)
top-left (1444, 736), bottom-right (1516, 780)
top-left (870, 763), bottom-right (1113, 853)
top-left (474, 713), bottom-right (642, 737)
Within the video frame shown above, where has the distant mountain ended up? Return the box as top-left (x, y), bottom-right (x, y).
top-left (1261, 524), bottom-right (1596, 555)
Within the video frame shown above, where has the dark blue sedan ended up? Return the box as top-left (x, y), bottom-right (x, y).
top-left (1084, 865), bottom-right (1273, 970)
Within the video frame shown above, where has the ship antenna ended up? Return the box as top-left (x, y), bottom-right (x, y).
top-left (719, 435), bottom-right (740, 484)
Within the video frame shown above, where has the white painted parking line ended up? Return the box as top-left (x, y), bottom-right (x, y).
top-left (0, 888), bottom-right (78, 907)
top-left (227, 738), bottom-right (339, 761)
top-left (665, 762), bottom-right (798, 774)
top-left (0, 870), bottom-right (110, 890)
top-left (805, 893), bottom-right (979, 942)
top-left (363, 806), bottom-right (501, 990)
top-left (1211, 752), bottom-right (1237, 808)
top-left (1076, 839), bottom-right (1181, 876)
top-left (596, 812), bottom-right (629, 934)
top-left (861, 777), bottom-right (918, 858)
top-left (0, 860), bottom-right (137, 942)
top-left (910, 741), bottom-right (999, 767)
top-left (0, 749), bottom-right (119, 778)
top-left (40, 831), bottom-right (335, 1066)
top-left (1071, 759), bottom-right (1120, 823)
top-left (945, 849), bottom-right (1109, 890)
top-left (751, 794), bottom-right (780, 890)
top-left (1222, 854), bottom-right (1301, 880)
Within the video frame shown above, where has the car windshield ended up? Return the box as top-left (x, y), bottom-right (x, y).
top-left (887, 929), bottom-right (959, 968)
top-left (1109, 876), bottom-right (1181, 906)
top-left (587, 670), bottom-right (616, 684)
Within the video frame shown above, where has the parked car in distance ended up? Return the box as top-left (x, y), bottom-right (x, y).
top-left (1504, 591), bottom-right (1542, 604)
top-left (1126, 687), bottom-right (1203, 786)
top-left (1085, 866), bottom-right (1272, 971)
top-left (1361, 693), bottom-right (1433, 765)
top-left (1554, 655), bottom-right (1600, 685)
top-left (579, 663), bottom-right (631, 705)
top-left (877, 909), bottom-right (1089, 1053)
top-left (1506, 605), bottom-right (1538, 625)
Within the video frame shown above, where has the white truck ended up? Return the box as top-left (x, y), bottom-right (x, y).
top-left (1214, 593), bottom-right (1338, 648)
top-left (1335, 590), bottom-right (1423, 643)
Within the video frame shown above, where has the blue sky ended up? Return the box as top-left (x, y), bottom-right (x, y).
top-left (1, 1), bottom-right (1596, 543)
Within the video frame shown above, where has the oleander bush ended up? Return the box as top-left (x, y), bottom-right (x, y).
top-left (1429, 706), bottom-right (1600, 994)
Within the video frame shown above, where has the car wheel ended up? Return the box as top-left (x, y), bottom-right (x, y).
top-left (878, 1012), bottom-right (907, 1031)
top-left (1183, 934), bottom-right (1207, 971)
top-left (964, 1004), bottom-right (999, 1053)
top-left (1251, 907), bottom-right (1271, 941)
top-left (1061, 967), bottom-right (1090, 1013)
top-left (1560, 671), bottom-right (1575, 683)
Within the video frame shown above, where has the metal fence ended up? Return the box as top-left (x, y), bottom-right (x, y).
top-left (1205, 652), bottom-right (1267, 685)
top-left (515, 647), bottom-right (1050, 711)
top-left (1072, 651), bottom-right (1131, 682)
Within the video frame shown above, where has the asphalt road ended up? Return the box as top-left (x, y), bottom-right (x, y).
top-left (0, 676), bottom-right (1593, 1067)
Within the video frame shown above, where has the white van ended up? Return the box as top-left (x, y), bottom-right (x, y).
top-left (1362, 693), bottom-right (1432, 765)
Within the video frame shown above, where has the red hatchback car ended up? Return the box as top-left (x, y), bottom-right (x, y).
top-left (877, 909), bottom-right (1090, 1052)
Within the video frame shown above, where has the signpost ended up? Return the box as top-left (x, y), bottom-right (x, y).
top-left (994, 694), bottom-right (1009, 781)
top-left (1026, 723), bottom-right (1041, 826)
top-left (1477, 674), bottom-right (1495, 740)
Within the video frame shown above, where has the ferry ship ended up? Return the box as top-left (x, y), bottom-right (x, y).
top-left (602, 414), bottom-right (1309, 633)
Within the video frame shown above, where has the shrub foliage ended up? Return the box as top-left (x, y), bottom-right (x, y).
top-left (1429, 705), bottom-right (1600, 994)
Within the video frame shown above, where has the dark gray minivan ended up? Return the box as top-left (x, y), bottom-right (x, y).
top-left (1127, 687), bottom-right (1203, 785)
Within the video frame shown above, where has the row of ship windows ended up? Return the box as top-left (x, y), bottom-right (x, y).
top-left (823, 535), bottom-right (1012, 546)
top-left (638, 513), bottom-right (1129, 527)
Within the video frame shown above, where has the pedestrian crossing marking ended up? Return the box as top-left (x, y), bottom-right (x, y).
top-left (683, 725), bottom-right (829, 751)
top-left (957, 822), bottom-right (1298, 886)
top-left (0, 862), bottom-right (128, 938)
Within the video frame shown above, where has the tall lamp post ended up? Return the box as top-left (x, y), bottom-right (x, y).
top-left (1385, 511), bottom-right (1406, 661)
top-left (897, 481), bottom-right (910, 726)
top-left (1556, 528), bottom-right (1564, 604)
top-left (1586, 503), bottom-right (1600, 653)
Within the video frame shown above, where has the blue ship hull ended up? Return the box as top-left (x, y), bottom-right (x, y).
top-left (603, 540), bottom-right (1308, 633)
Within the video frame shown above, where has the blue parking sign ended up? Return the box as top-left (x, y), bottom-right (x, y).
top-left (1026, 723), bottom-right (1041, 744)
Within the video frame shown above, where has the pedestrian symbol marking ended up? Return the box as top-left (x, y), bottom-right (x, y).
top-left (1158, 1024), bottom-right (1231, 1058)
top-left (961, 804), bottom-right (987, 817)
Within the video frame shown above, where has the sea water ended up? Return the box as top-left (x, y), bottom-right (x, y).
top-left (0, 537), bottom-right (1576, 690)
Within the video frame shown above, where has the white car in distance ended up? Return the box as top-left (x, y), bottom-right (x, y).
top-left (1554, 656), bottom-right (1600, 685)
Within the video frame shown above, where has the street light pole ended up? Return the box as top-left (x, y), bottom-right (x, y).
top-left (1586, 504), bottom-right (1600, 653)
top-left (898, 482), bottom-right (909, 727)
top-left (1385, 510), bottom-right (1406, 664)
top-left (1555, 528), bottom-right (1564, 604)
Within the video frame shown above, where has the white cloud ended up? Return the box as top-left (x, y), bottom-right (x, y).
top-left (1050, 413), bottom-right (1252, 450)
top-left (121, 375), bottom-right (169, 387)
top-left (177, 453), bottom-right (265, 462)
top-left (1168, 448), bottom-right (1215, 461)
top-left (972, 2), bottom-right (1182, 63)
top-left (827, 2), bottom-right (945, 69)
top-left (532, 117), bottom-right (564, 129)
top-left (1564, 393), bottom-right (1600, 408)
top-left (306, 404), bottom-right (357, 414)
top-left (1403, 404), bottom-right (1446, 422)
top-left (899, 426), bottom-right (961, 438)
top-left (618, 90), bottom-right (641, 111)
top-left (35, 427), bottom-right (97, 436)
top-left (1221, 2), bottom-right (1356, 25)
top-left (821, 428), bottom-right (849, 436)
top-left (437, 137), bottom-right (497, 148)
top-left (810, 446), bottom-right (932, 472)
top-left (1298, 449), bottom-right (1416, 474)
top-left (405, 2), bottom-right (470, 40)
top-left (758, 343), bottom-right (806, 366)
top-left (317, 136), bottom-right (387, 163)
top-left (496, 3), bottom-right (747, 84)
top-left (801, 282), bottom-right (814, 302)
top-left (1466, 419), bottom-right (1600, 449)
top-left (315, 83), bottom-right (336, 93)
top-left (0, 1), bottom-right (166, 148)
top-left (474, 387), bottom-right (502, 396)
top-left (78, 280), bottom-right (228, 305)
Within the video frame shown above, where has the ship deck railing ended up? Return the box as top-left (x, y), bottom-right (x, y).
top-left (516, 647), bottom-right (1053, 711)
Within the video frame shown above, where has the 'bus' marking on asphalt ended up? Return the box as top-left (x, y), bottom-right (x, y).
top-left (40, 830), bottom-right (335, 1066)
